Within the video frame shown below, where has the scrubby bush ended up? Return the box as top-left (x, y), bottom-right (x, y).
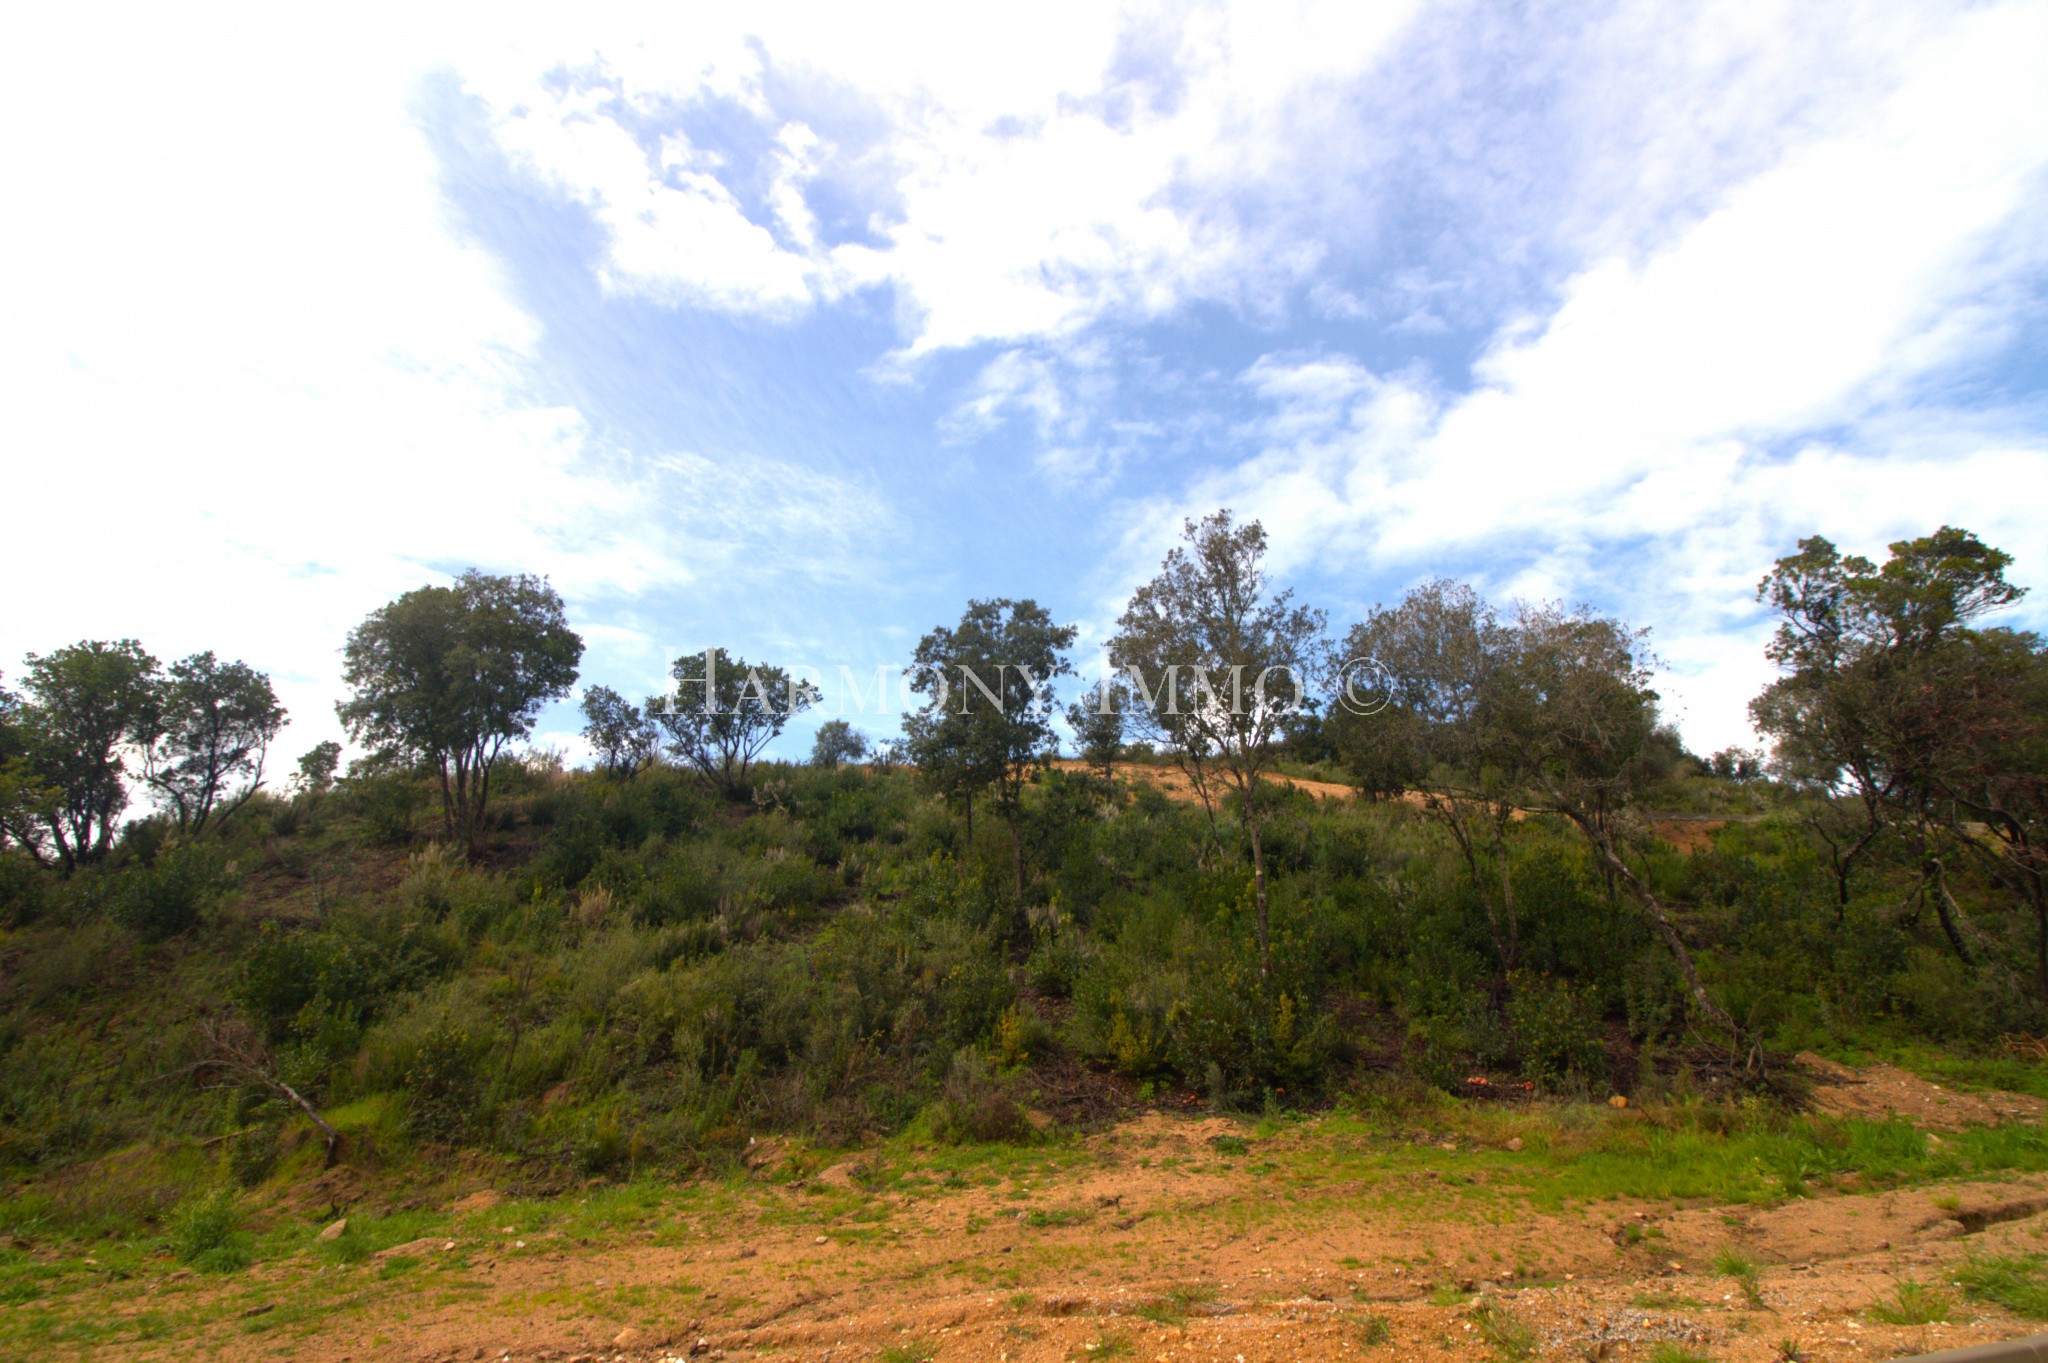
top-left (109, 839), bottom-right (226, 939)
top-left (171, 1188), bottom-right (247, 1271)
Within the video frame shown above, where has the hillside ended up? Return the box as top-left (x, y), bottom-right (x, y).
top-left (5, 754), bottom-right (2048, 1359)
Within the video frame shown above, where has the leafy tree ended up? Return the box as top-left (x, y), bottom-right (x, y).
top-left (137, 652), bottom-right (286, 835)
top-left (9, 640), bottom-right (159, 870)
top-left (810, 719), bottom-right (869, 768)
top-left (1488, 602), bottom-right (1747, 1059)
top-left (651, 648), bottom-right (819, 794)
top-left (905, 598), bottom-right (1076, 899)
top-left (0, 680), bottom-right (57, 864)
top-left (580, 685), bottom-right (657, 780)
top-left (293, 740), bottom-right (342, 797)
top-left (1108, 512), bottom-right (1324, 977)
top-left (1755, 528), bottom-right (2045, 992)
top-left (1330, 580), bottom-right (1527, 965)
top-left (338, 571), bottom-right (583, 851)
top-left (1065, 677), bottom-right (1127, 778)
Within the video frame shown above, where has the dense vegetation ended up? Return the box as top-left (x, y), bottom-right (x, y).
top-left (1, 515), bottom-right (2044, 1202)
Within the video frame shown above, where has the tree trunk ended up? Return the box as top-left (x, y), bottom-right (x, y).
top-left (1925, 860), bottom-right (1977, 968)
top-left (1566, 807), bottom-right (1750, 1066)
top-left (1008, 807), bottom-right (1027, 903)
top-left (1244, 780), bottom-right (1271, 980)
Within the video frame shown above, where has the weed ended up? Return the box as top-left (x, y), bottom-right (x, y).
top-left (1866, 1280), bottom-right (1951, 1325)
top-left (1428, 1282), bottom-right (1469, 1307)
top-left (1712, 1249), bottom-right (1766, 1309)
top-left (1356, 1313), bottom-right (1392, 1346)
top-left (1775, 1340), bottom-right (1806, 1362)
top-left (1073, 1333), bottom-right (1132, 1359)
top-left (1469, 1301), bottom-right (1537, 1360)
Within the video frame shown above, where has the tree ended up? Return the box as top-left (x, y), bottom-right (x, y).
top-left (810, 719), bottom-right (869, 768)
top-left (10, 640), bottom-right (159, 870)
top-left (137, 652), bottom-right (286, 835)
top-left (1753, 529), bottom-right (2027, 931)
top-left (1065, 677), bottom-right (1128, 778)
top-left (904, 598), bottom-right (1076, 899)
top-left (0, 674), bottom-right (57, 861)
top-left (1330, 580), bottom-right (1526, 965)
top-left (338, 571), bottom-right (583, 852)
top-left (651, 648), bottom-right (819, 794)
top-left (293, 740), bottom-right (343, 798)
top-left (1489, 602), bottom-right (1749, 1062)
top-left (579, 685), bottom-right (657, 780)
top-left (1108, 512), bottom-right (1324, 978)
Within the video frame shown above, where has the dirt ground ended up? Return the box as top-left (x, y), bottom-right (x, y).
top-left (46, 1058), bottom-right (2046, 1363)
top-left (1050, 760), bottom-right (1358, 805)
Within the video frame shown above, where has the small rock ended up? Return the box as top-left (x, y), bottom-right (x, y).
top-left (814, 1235), bottom-right (828, 1245)
top-left (1504, 1137), bottom-right (1524, 1152)
top-left (318, 1218), bottom-right (348, 1242)
top-left (1609, 1095), bottom-right (1629, 1109)
top-left (612, 1327), bottom-right (644, 1348)
top-left (735, 1248), bottom-right (757, 1259)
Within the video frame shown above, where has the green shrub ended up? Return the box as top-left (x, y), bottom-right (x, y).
top-left (930, 1053), bottom-right (1032, 1145)
top-left (170, 1188), bottom-right (247, 1272)
top-left (403, 1026), bottom-right (482, 1143)
top-left (110, 840), bottom-right (226, 939)
top-left (1507, 973), bottom-right (1606, 1088)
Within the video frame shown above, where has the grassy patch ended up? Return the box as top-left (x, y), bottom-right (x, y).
top-left (1712, 1249), bottom-right (1766, 1309)
top-left (1133, 1283), bottom-right (1213, 1325)
top-left (1647, 1347), bottom-right (1714, 1363)
top-left (1469, 1301), bottom-right (1536, 1360)
top-left (1867, 1279), bottom-right (1951, 1325)
top-left (1954, 1253), bottom-right (2048, 1320)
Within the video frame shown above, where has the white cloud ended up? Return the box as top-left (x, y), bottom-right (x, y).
top-left (1151, 0), bottom-right (2048, 751)
top-left (0, 3), bottom-right (894, 761)
top-left (465, 0), bottom-right (1425, 354)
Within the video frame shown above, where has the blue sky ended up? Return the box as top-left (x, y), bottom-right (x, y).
top-left (5, 0), bottom-right (2047, 765)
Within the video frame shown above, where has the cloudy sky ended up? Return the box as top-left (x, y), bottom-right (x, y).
top-left (5, 0), bottom-right (2046, 764)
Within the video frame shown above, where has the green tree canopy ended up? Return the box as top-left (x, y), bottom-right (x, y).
top-left (652, 649), bottom-right (819, 793)
top-left (138, 652), bottom-right (286, 835)
top-left (580, 685), bottom-right (657, 780)
top-left (810, 719), bottom-right (869, 769)
top-left (1065, 677), bottom-right (1128, 778)
top-left (338, 571), bottom-right (582, 851)
top-left (904, 598), bottom-right (1076, 899)
top-left (1108, 511), bottom-right (1324, 977)
top-left (9, 640), bottom-right (159, 870)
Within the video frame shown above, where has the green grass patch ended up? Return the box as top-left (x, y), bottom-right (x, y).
top-left (1469, 1301), bottom-right (1536, 1360)
top-left (1866, 1280), bottom-right (1951, 1325)
top-left (1954, 1253), bottom-right (2048, 1320)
